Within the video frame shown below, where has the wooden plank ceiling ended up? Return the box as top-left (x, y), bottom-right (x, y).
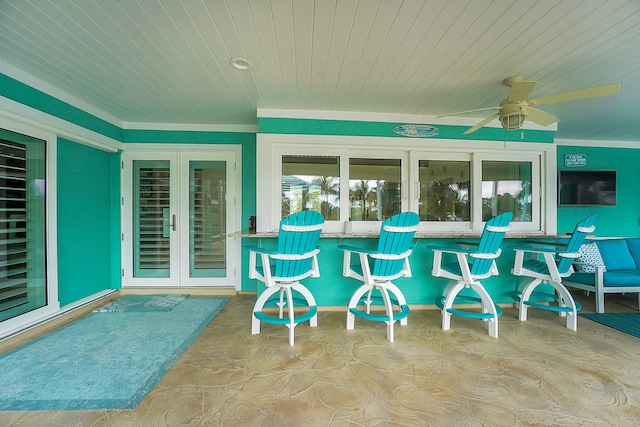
top-left (1, 0), bottom-right (639, 142)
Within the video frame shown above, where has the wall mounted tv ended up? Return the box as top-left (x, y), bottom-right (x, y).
top-left (558, 170), bottom-right (616, 206)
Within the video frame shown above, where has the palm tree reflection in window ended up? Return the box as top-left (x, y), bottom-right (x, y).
top-left (312, 176), bottom-right (339, 220)
top-left (349, 158), bottom-right (401, 221)
top-left (421, 180), bottom-right (470, 221)
top-left (418, 160), bottom-right (470, 222)
top-left (281, 155), bottom-right (340, 220)
top-left (481, 161), bottom-right (532, 222)
top-left (349, 179), bottom-right (400, 221)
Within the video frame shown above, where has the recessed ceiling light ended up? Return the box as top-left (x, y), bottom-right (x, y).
top-left (230, 57), bottom-right (252, 70)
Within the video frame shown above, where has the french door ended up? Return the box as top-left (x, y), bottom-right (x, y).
top-left (121, 148), bottom-right (240, 288)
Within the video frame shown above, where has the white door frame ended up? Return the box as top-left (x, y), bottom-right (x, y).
top-left (121, 144), bottom-right (241, 289)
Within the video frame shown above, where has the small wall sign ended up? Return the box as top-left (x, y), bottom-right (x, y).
top-left (564, 154), bottom-right (587, 167)
top-left (392, 124), bottom-right (439, 137)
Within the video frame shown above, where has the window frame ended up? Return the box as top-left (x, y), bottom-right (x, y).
top-left (409, 151), bottom-right (472, 233)
top-left (474, 151), bottom-right (542, 233)
top-left (257, 134), bottom-right (556, 235)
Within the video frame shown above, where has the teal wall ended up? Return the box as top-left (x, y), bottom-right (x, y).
top-left (557, 145), bottom-right (640, 237)
top-left (258, 117), bottom-right (554, 142)
top-left (4, 70), bottom-right (640, 309)
top-left (57, 138), bottom-right (119, 306)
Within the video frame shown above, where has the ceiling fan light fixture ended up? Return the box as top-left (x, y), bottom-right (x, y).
top-left (500, 105), bottom-right (528, 130)
top-left (501, 113), bottom-right (526, 130)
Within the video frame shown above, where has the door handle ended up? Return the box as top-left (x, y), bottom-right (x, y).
top-left (171, 214), bottom-right (176, 231)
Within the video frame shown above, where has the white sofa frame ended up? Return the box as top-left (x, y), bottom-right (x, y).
top-left (564, 264), bottom-right (640, 313)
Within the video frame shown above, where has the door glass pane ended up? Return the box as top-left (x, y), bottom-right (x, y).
top-left (349, 158), bottom-right (400, 221)
top-left (418, 160), bottom-right (470, 221)
top-left (0, 129), bottom-right (46, 322)
top-left (281, 155), bottom-right (339, 220)
top-left (190, 161), bottom-right (226, 278)
top-left (482, 160), bottom-right (532, 222)
top-left (133, 160), bottom-right (170, 278)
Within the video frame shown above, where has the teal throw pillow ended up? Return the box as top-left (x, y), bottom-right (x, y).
top-left (595, 239), bottom-right (636, 271)
top-left (626, 238), bottom-right (640, 269)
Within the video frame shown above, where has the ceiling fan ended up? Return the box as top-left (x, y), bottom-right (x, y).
top-left (437, 76), bottom-right (620, 135)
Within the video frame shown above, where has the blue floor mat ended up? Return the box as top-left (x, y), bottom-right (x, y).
top-left (0, 296), bottom-right (229, 411)
top-left (579, 312), bottom-right (640, 338)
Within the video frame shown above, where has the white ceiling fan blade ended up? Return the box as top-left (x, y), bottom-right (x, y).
top-left (508, 81), bottom-right (536, 103)
top-left (437, 106), bottom-right (500, 118)
top-left (463, 114), bottom-right (500, 135)
top-left (528, 83), bottom-right (620, 107)
top-left (527, 108), bottom-right (558, 126)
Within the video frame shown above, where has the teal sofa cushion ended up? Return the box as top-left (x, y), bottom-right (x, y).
top-left (569, 270), bottom-right (640, 287)
top-left (603, 270), bottom-right (640, 286)
top-left (596, 239), bottom-right (636, 271)
top-left (568, 272), bottom-right (596, 286)
top-left (596, 239), bottom-right (637, 271)
top-left (626, 238), bottom-right (640, 269)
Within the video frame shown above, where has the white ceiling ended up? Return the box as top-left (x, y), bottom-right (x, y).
top-left (1, 0), bottom-right (640, 142)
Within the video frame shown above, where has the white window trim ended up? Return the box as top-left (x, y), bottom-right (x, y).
top-left (257, 133), bottom-right (557, 235)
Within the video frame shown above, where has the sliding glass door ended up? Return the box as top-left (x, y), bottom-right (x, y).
top-left (0, 129), bottom-right (47, 322)
top-left (122, 149), bottom-right (240, 288)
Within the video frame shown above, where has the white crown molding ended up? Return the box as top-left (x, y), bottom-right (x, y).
top-left (0, 96), bottom-right (121, 152)
top-left (555, 138), bottom-right (640, 149)
top-left (122, 122), bottom-right (257, 133)
top-left (258, 132), bottom-right (555, 153)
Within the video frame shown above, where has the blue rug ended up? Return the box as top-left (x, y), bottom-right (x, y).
top-left (579, 312), bottom-right (640, 338)
top-left (0, 295), bottom-right (229, 411)
top-left (93, 294), bottom-right (188, 312)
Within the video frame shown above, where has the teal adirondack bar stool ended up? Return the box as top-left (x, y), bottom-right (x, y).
top-left (339, 212), bottom-right (420, 342)
top-left (511, 214), bottom-right (597, 331)
top-left (248, 211), bottom-right (324, 345)
top-left (429, 212), bottom-right (512, 338)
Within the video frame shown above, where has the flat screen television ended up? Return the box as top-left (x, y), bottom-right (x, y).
top-left (558, 170), bottom-right (616, 206)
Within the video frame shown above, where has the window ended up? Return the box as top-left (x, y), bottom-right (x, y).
top-left (418, 160), bottom-right (470, 222)
top-left (349, 158), bottom-right (400, 221)
top-left (258, 134), bottom-right (551, 234)
top-left (0, 129), bottom-right (47, 322)
top-left (274, 149), bottom-right (407, 232)
top-left (482, 160), bottom-right (532, 222)
top-left (282, 155), bottom-right (339, 220)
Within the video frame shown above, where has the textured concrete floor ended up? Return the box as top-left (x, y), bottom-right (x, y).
top-left (1, 291), bottom-right (640, 426)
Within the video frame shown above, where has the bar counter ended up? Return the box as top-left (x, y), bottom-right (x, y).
top-left (233, 229), bottom-right (567, 308)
